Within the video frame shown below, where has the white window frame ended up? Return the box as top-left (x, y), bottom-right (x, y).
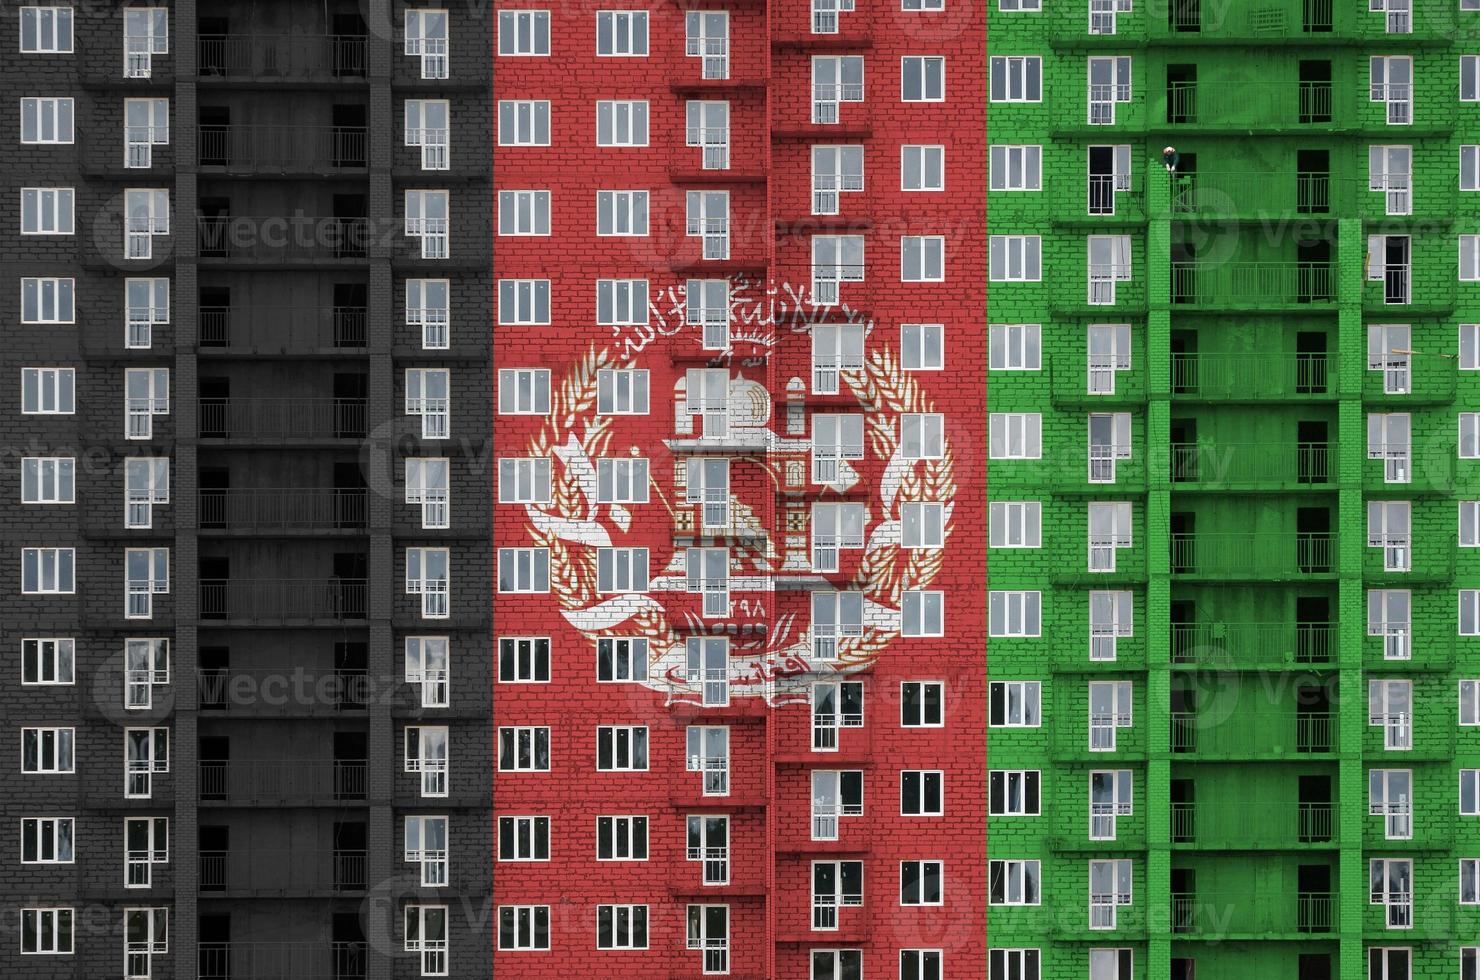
top-left (498, 548), bottom-right (550, 593)
top-left (597, 367), bottom-right (650, 416)
top-left (497, 9), bottom-right (549, 56)
top-left (406, 547), bottom-right (451, 619)
top-left (21, 727), bottom-right (74, 773)
top-left (498, 189), bottom-right (550, 236)
top-left (596, 100), bottom-right (649, 146)
top-left (497, 815), bottom-right (550, 861)
top-left (123, 727), bottom-right (168, 799)
top-left (902, 55), bottom-right (945, 102)
top-left (902, 589), bottom-right (944, 637)
top-left (22, 368), bottom-right (75, 414)
top-left (406, 904), bottom-right (449, 975)
top-left (498, 100), bottom-right (551, 147)
top-left (124, 98), bottom-right (169, 170)
top-left (20, 7), bottom-right (73, 54)
top-left (905, 144), bottom-right (947, 191)
top-left (407, 279), bottom-right (449, 350)
top-left (125, 547), bottom-right (169, 620)
top-left (124, 817), bottom-right (168, 889)
top-left (598, 637), bottom-right (649, 683)
top-left (596, 279), bottom-right (649, 326)
top-left (22, 637), bottom-right (74, 686)
top-left (990, 680), bottom-right (1042, 726)
top-left (407, 636), bottom-right (452, 706)
top-left (990, 56), bottom-right (1042, 102)
top-left (596, 904), bottom-right (649, 949)
top-left (405, 189), bottom-right (450, 259)
top-left (406, 725), bottom-right (450, 795)
top-left (1369, 678), bottom-right (1414, 750)
top-left (405, 458), bottom-right (450, 530)
top-left (989, 236), bottom-right (1042, 281)
top-left (1369, 768), bottom-right (1413, 840)
top-left (902, 323), bottom-right (944, 370)
top-left (20, 907), bottom-right (72, 954)
top-left (596, 10), bottom-right (648, 56)
top-left (125, 367), bottom-right (169, 440)
top-left (498, 368), bottom-right (550, 416)
top-left (407, 368), bottom-right (451, 437)
top-left (988, 859), bottom-right (1039, 905)
top-left (20, 97), bottom-right (74, 144)
top-left (20, 187), bottom-right (73, 235)
top-left (22, 547), bottom-right (75, 594)
top-left (596, 547), bottom-right (649, 593)
top-left (989, 770), bottom-right (1040, 816)
top-left (125, 277), bottom-right (169, 349)
top-left (1371, 56), bottom-right (1414, 125)
top-left (597, 814), bottom-right (649, 861)
top-left (404, 815), bottom-right (449, 887)
top-left (597, 190), bottom-right (649, 236)
top-left (498, 278), bottom-right (550, 325)
top-left (20, 816), bottom-right (73, 864)
top-left (20, 277), bottom-right (74, 324)
top-left (123, 188), bottom-right (168, 260)
top-left (497, 726), bottom-right (549, 773)
top-left (123, 638), bottom-right (169, 711)
top-left (498, 457), bottom-right (551, 504)
top-left (21, 457), bottom-right (74, 504)
top-left (989, 591), bottom-right (1041, 638)
top-left (498, 636), bottom-right (549, 684)
top-left (405, 11), bottom-right (451, 79)
top-left (405, 99), bottom-right (450, 170)
top-left (123, 8), bottom-right (167, 79)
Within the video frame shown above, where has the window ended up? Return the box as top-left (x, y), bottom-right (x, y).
top-left (1463, 859), bottom-right (1480, 904)
top-left (22, 368), bottom-right (74, 414)
top-left (989, 591), bottom-right (1041, 638)
top-left (1465, 414), bottom-right (1480, 458)
top-left (989, 144), bottom-right (1039, 192)
top-left (597, 100), bottom-right (649, 146)
top-left (685, 11), bottom-right (729, 78)
top-left (498, 100), bottom-right (550, 146)
top-left (902, 235), bottom-right (945, 282)
top-left (686, 278), bottom-right (730, 349)
top-left (405, 905), bottom-right (448, 975)
top-left (597, 10), bottom-right (647, 55)
top-left (990, 56), bottom-right (1042, 102)
top-left (1464, 679), bottom-right (1480, 726)
top-left (812, 950), bottom-right (862, 980)
top-left (20, 907), bottom-right (72, 954)
top-left (595, 905), bottom-right (648, 950)
top-left (498, 9), bottom-right (549, 55)
top-left (124, 99), bottom-right (169, 169)
top-left (990, 950), bottom-right (1039, 980)
top-left (1371, 56), bottom-right (1413, 125)
top-left (903, 144), bottom-right (946, 192)
top-left (1369, 412), bottom-right (1412, 482)
top-left (1088, 501), bottom-right (1132, 572)
top-left (811, 860), bottom-right (864, 929)
top-left (407, 368), bottom-right (451, 437)
top-left (1090, 590), bottom-right (1134, 661)
top-left (497, 370), bottom-right (549, 418)
top-left (125, 547), bottom-right (169, 619)
top-left (1466, 56), bottom-right (1480, 101)
top-left (989, 236), bottom-right (1042, 281)
top-left (902, 590), bottom-right (943, 636)
top-left (124, 367), bottom-right (168, 440)
top-left (405, 99), bottom-right (450, 169)
top-left (812, 234), bottom-right (865, 305)
top-left (597, 368), bottom-right (649, 415)
top-left (406, 636), bottom-right (451, 706)
top-left (990, 770), bottom-right (1040, 816)
top-left (687, 457), bottom-right (730, 529)
top-left (686, 190), bottom-right (729, 260)
top-left (21, 277), bottom-right (74, 324)
top-left (1465, 769), bottom-right (1480, 815)
top-left (498, 816), bottom-right (549, 861)
top-left (498, 458), bottom-right (551, 505)
top-left (1088, 413), bottom-right (1134, 483)
top-left (405, 190), bottom-right (449, 259)
top-left (901, 681), bottom-right (944, 727)
top-left (498, 279), bottom-right (550, 325)
top-left (812, 681), bottom-right (864, 750)
top-left (813, 591), bottom-right (864, 658)
top-left (20, 7), bottom-right (72, 53)
top-left (812, 145), bottom-right (864, 215)
top-left (1465, 324), bottom-right (1480, 371)
top-left (1087, 682), bottom-right (1133, 752)
top-left (125, 277), bottom-right (169, 349)
top-left (20, 188), bottom-right (73, 235)
top-left (1466, 147), bottom-right (1480, 192)
top-left (901, 323), bottom-right (943, 371)
top-left (687, 725), bottom-right (730, 795)
top-left (123, 189), bottom-right (168, 260)
top-left (406, 547), bottom-right (450, 618)
top-left (900, 54), bottom-right (947, 104)
top-left (686, 905), bottom-right (729, 974)
top-left (1088, 769), bottom-right (1134, 841)
top-left (406, 459), bottom-right (449, 529)
top-left (1088, 235), bottom-right (1133, 304)
top-left (687, 549), bottom-right (730, 620)
top-left (404, 9), bottom-right (448, 78)
top-left (1090, 949), bottom-right (1134, 980)
top-left (1465, 235), bottom-right (1480, 281)
top-left (598, 725), bottom-right (650, 772)
top-left (406, 726), bottom-right (450, 795)
top-left (902, 769), bottom-right (944, 816)
top-left (1371, 857), bottom-right (1414, 927)
top-left (22, 727), bottom-right (73, 773)
top-left (1370, 768), bottom-right (1413, 839)
top-left (813, 413), bottom-right (864, 485)
top-left (20, 97), bottom-right (73, 143)
top-left (406, 279), bottom-right (448, 350)
top-left (22, 548), bottom-right (74, 594)
top-left (1466, 948), bottom-right (1479, 980)
top-left (22, 638), bottom-right (74, 685)
top-left (902, 502), bottom-right (945, 549)
top-left (123, 8), bottom-right (166, 77)
top-left (124, 817), bottom-right (167, 888)
top-left (901, 860), bottom-right (943, 906)
top-left (687, 100), bottom-right (730, 169)
top-left (597, 279), bottom-right (649, 325)
top-left (597, 547), bottom-right (649, 593)
top-left (809, 503), bottom-right (863, 574)
top-left (1370, 145), bottom-right (1412, 215)
top-left (813, 56), bottom-right (865, 124)
top-left (124, 727), bottom-right (167, 798)
top-left (990, 681), bottom-right (1042, 726)
top-left (597, 815), bottom-right (649, 860)
top-left (498, 548), bottom-right (549, 593)
top-left (597, 190), bottom-right (649, 236)
top-left (812, 769), bottom-right (864, 839)
top-left (598, 637), bottom-right (649, 682)
top-left (1369, 323), bottom-right (1411, 394)
top-left (124, 457), bottom-right (169, 529)
top-left (903, 950), bottom-right (944, 980)
top-left (405, 815), bottom-right (448, 886)
top-left (498, 190), bottom-right (550, 236)
top-left (988, 324), bottom-right (1041, 371)
top-left (21, 817), bottom-right (73, 864)
top-left (496, 636), bottom-right (549, 686)
top-left (1089, 859), bottom-right (1133, 929)
top-left (988, 859), bottom-right (1039, 905)
top-left (812, 323), bottom-right (865, 395)
top-left (123, 639), bottom-right (168, 711)
top-left (1368, 500), bottom-right (1411, 572)
top-left (900, 413), bottom-right (944, 460)
top-left (21, 457), bottom-right (73, 505)
top-left (497, 726), bottom-right (548, 773)
top-left (1086, 56), bottom-right (1133, 125)
top-left (997, 0), bottom-right (1040, 7)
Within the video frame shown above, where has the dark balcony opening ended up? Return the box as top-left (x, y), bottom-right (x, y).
top-left (1295, 333), bottom-right (1329, 393)
top-left (199, 106), bottom-right (231, 167)
top-left (200, 555), bottom-right (231, 618)
top-left (1171, 958), bottom-right (1196, 980)
top-left (200, 736), bottom-right (230, 800)
top-left (1298, 60), bottom-right (1332, 123)
top-left (1299, 775), bottom-right (1334, 842)
top-left (1170, 868), bottom-right (1196, 933)
top-left (1296, 506), bottom-right (1332, 574)
top-left (1297, 149), bottom-right (1330, 213)
top-left (1295, 681), bottom-right (1334, 752)
top-left (332, 104), bottom-right (368, 168)
top-left (334, 821), bottom-right (368, 890)
top-left (1297, 865), bottom-right (1333, 931)
top-left (1296, 419), bottom-right (1330, 485)
top-left (200, 377), bottom-right (231, 438)
top-left (198, 914), bottom-right (231, 980)
top-left (1167, 64), bottom-right (1197, 123)
top-left (334, 373), bottom-right (369, 438)
top-left (1170, 685), bottom-right (1198, 752)
top-left (1169, 511), bottom-right (1195, 574)
top-left (1380, 235), bottom-right (1411, 304)
top-left (1296, 239), bottom-right (1334, 303)
top-left (1169, 600), bottom-right (1196, 664)
top-left (1170, 330), bottom-right (1198, 393)
top-left (1169, 0), bottom-right (1200, 32)
top-left (332, 13), bottom-right (369, 77)
top-left (333, 194), bottom-right (368, 259)
top-left (1300, 953), bottom-right (1332, 980)
top-left (199, 467), bottom-right (230, 529)
top-left (336, 913), bottom-right (368, 979)
top-left (197, 17), bottom-right (231, 75)
top-left (1169, 239), bottom-right (1198, 304)
top-left (334, 732), bottom-right (367, 800)
top-left (1170, 778), bottom-right (1195, 840)
top-left (200, 286), bottom-right (232, 348)
top-left (333, 283), bottom-right (368, 348)
top-left (200, 645), bottom-right (230, 709)
top-left (1169, 418), bottom-right (1197, 483)
top-left (1295, 595), bottom-right (1332, 663)
top-left (335, 461), bottom-right (368, 528)
top-left (1302, 0), bottom-right (1333, 31)
top-left (199, 825), bottom-right (230, 891)
top-left (1088, 145), bottom-right (1117, 215)
top-left (335, 641), bottom-right (369, 710)
top-left (199, 197), bottom-right (232, 259)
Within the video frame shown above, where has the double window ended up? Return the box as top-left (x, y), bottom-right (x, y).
top-left (124, 189), bottom-right (168, 259)
top-left (406, 458), bottom-right (450, 529)
top-left (813, 56), bottom-right (865, 124)
top-left (123, 8), bottom-right (167, 78)
top-left (124, 639), bottom-right (169, 710)
top-left (125, 817), bottom-right (168, 888)
top-left (407, 279), bottom-right (449, 349)
top-left (902, 56), bottom-right (945, 102)
top-left (406, 905), bottom-right (449, 975)
top-left (125, 367), bottom-right (169, 439)
top-left (124, 727), bottom-right (168, 798)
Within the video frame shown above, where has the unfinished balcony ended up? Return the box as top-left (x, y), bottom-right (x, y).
top-left (199, 578), bottom-right (368, 624)
top-left (198, 489), bottom-right (368, 534)
top-left (198, 941), bottom-right (367, 980)
top-left (198, 759), bottom-right (367, 805)
top-left (1170, 532), bottom-right (1335, 580)
top-left (197, 397), bottom-right (368, 443)
top-left (1170, 890), bottom-right (1336, 938)
top-left (197, 34), bottom-right (368, 83)
top-left (197, 124), bottom-right (368, 175)
top-left (1162, 79), bottom-right (1333, 130)
top-left (198, 665), bottom-right (370, 715)
top-left (1169, 441), bottom-right (1334, 491)
top-left (1170, 171), bottom-right (1349, 218)
top-left (199, 305), bottom-right (368, 356)
top-left (197, 216), bottom-right (372, 265)
top-left (1171, 262), bottom-right (1335, 310)
top-left (1170, 800), bottom-right (1337, 848)
top-left (199, 847), bottom-right (367, 895)
top-left (1170, 621), bottom-right (1336, 669)
top-left (1170, 710), bottom-right (1334, 757)
top-left (1171, 353), bottom-right (1333, 401)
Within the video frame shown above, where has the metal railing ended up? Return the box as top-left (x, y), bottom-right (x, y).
top-left (198, 125), bottom-right (367, 171)
top-left (1169, 441), bottom-right (1333, 486)
top-left (1171, 262), bottom-right (1334, 306)
top-left (1170, 622), bottom-right (1336, 666)
top-left (199, 306), bottom-right (367, 350)
top-left (198, 34), bottom-right (368, 78)
top-left (1166, 80), bottom-right (1332, 125)
top-left (199, 848), bottom-right (367, 892)
top-left (198, 941), bottom-right (367, 980)
top-left (1171, 891), bottom-right (1335, 934)
top-left (1170, 532), bottom-right (1334, 577)
top-left (1171, 711), bottom-right (1334, 755)
top-left (198, 216), bottom-right (372, 261)
top-left (1171, 171), bottom-right (1342, 215)
top-left (198, 759), bottom-right (367, 803)
top-left (198, 398), bottom-right (368, 440)
top-left (199, 578), bottom-right (368, 621)
top-left (1171, 352), bottom-right (1330, 399)
top-left (1170, 800), bottom-right (1335, 844)
top-left (197, 667), bottom-right (371, 713)
top-left (198, 489), bottom-right (368, 531)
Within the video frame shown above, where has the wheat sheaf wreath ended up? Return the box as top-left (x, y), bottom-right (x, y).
top-left (522, 344), bottom-right (957, 690)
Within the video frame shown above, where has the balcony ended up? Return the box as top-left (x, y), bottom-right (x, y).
top-left (1170, 262), bottom-right (1335, 309)
top-left (1160, 0), bottom-right (1334, 37)
top-left (198, 942), bottom-right (366, 980)
top-left (198, 216), bottom-right (372, 264)
top-left (1362, 356), bottom-right (1458, 405)
top-left (1171, 353), bottom-right (1333, 401)
top-left (1169, 442), bottom-right (1334, 490)
top-left (199, 759), bottom-right (367, 805)
top-left (1171, 711), bottom-right (1334, 757)
top-left (1170, 800), bottom-right (1336, 848)
top-left (198, 125), bottom-right (367, 173)
top-left (1162, 80), bottom-right (1333, 129)
top-left (197, 34), bottom-right (368, 81)
top-left (1171, 890), bottom-right (1336, 937)
top-left (200, 306), bottom-right (367, 354)
top-left (1170, 532), bottom-right (1335, 580)
top-left (198, 397), bottom-right (368, 441)
top-left (1170, 171), bottom-right (1349, 217)
top-left (198, 667), bottom-right (371, 715)
top-left (1171, 622), bottom-right (1336, 668)
top-left (199, 579), bottom-right (368, 623)
top-left (199, 848), bottom-right (367, 894)
top-left (198, 489), bottom-right (368, 533)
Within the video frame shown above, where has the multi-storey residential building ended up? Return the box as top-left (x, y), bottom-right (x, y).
top-left (494, 1), bottom-right (983, 977)
top-left (989, 2), bottom-right (1480, 980)
top-left (1, 3), bottom-right (491, 978)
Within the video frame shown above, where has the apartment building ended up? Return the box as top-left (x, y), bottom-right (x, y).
top-left (493, 1), bottom-right (984, 977)
top-left (1, 3), bottom-right (492, 978)
top-left (988, 2), bottom-right (1480, 980)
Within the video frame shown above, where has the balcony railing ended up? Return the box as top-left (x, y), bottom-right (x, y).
top-left (198, 759), bottom-right (367, 803)
top-left (1171, 891), bottom-right (1335, 935)
top-left (200, 306), bottom-right (368, 351)
top-left (1171, 352), bottom-right (1330, 400)
top-left (1171, 172), bottom-right (1346, 216)
top-left (199, 848), bottom-right (367, 892)
top-left (198, 397), bottom-right (367, 440)
top-left (198, 125), bottom-right (367, 171)
top-left (1165, 81), bottom-right (1332, 127)
top-left (1170, 800), bottom-right (1335, 846)
top-left (198, 216), bottom-right (372, 262)
top-left (198, 941), bottom-right (367, 980)
top-left (199, 578), bottom-right (368, 621)
top-left (199, 489), bottom-right (368, 531)
top-left (1169, 442), bottom-right (1333, 488)
top-left (1170, 532), bottom-right (1335, 578)
top-left (198, 34), bottom-right (368, 79)
top-left (198, 667), bottom-right (371, 713)
top-left (1171, 262), bottom-right (1334, 307)
top-left (1171, 622), bottom-right (1336, 667)
top-left (1171, 711), bottom-right (1334, 756)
